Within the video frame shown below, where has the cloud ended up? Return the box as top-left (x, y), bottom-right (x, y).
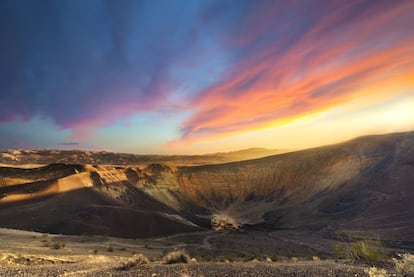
top-left (177, 0), bottom-right (414, 144)
top-left (0, 0), bottom-right (208, 137)
top-left (1, 0), bottom-right (414, 151)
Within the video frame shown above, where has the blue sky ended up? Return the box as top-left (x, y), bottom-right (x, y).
top-left (1, 0), bottom-right (414, 154)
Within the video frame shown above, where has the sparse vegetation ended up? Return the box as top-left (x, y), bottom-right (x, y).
top-left (242, 255), bottom-right (256, 262)
top-left (52, 242), bottom-right (62, 249)
top-left (312, 256), bottom-right (320, 261)
top-left (163, 250), bottom-right (191, 264)
top-left (93, 249), bottom-right (98, 254)
top-left (348, 241), bottom-right (387, 265)
top-left (41, 242), bottom-right (49, 247)
top-left (116, 254), bottom-right (149, 270)
top-left (107, 246), bottom-right (114, 252)
top-left (333, 242), bottom-right (347, 258)
top-left (211, 213), bottom-right (240, 231)
top-left (268, 253), bottom-right (279, 262)
top-left (333, 240), bottom-right (388, 265)
top-left (393, 253), bottom-right (414, 276)
top-left (364, 266), bottom-right (388, 277)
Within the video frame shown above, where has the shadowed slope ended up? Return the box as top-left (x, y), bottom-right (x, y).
top-left (0, 166), bottom-right (199, 238)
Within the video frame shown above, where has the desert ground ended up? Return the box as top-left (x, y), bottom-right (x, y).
top-left (0, 228), bottom-right (384, 276)
top-left (1, 132), bottom-right (414, 276)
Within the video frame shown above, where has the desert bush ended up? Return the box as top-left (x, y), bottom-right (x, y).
top-left (42, 242), bottom-right (51, 247)
top-left (116, 254), bottom-right (149, 270)
top-left (393, 253), bottom-right (414, 276)
top-left (163, 250), bottom-right (190, 264)
top-left (268, 252), bottom-right (279, 262)
top-left (107, 246), bottom-right (114, 252)
top-left (349, 241), bottom-right (387, 265)
top-left (333, 240), bottom-right (387, 265)
top-left (333, 242), bottom-right (347, 258)
top-left (52, 243), bottom-right (61, 249)
top-left (242, 255), bottom-right (255, 262)
top-left (364, 266), bottom-right (387, 277)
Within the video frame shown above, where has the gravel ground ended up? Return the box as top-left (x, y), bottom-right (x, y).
top-left (0, 261), bottom-right (371, 277)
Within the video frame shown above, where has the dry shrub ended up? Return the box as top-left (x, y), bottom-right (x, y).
top-left (163, 250), bottom-right (190, 264)
top-left (52, 242), bottom-right (62, 249)
top-left (364, 266), bottom-right (387, 277)
top-left (393, 253), bottom-right (414, 276)
top-left (116, 254), bottom-right (149, 270)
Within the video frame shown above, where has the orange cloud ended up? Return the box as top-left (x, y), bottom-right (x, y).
top-left (176, 1), bottom-right (414, 145)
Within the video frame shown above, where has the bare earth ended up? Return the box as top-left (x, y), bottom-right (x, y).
top-left (0, 228), bottom-right (381, 277)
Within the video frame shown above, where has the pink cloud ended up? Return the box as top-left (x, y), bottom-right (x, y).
top-left (177, 1), bottom-right (414, 144)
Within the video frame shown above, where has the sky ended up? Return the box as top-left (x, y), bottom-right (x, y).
top-left (1, 0), bottom-right (414, 154)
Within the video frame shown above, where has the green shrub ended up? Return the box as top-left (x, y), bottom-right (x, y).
top-left (349, 241), bottom-right (387, 265)
top-left (52, 243), bottom-right (61, 250)
top-left (393, 253), bottom-right (414, 276)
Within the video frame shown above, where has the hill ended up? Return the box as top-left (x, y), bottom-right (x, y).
top-left (0, 131), bottom-right (413, 249)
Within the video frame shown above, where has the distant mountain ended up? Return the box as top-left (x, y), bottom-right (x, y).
top-left (0, 148), bottom-right (286, 166)
top-left (0, 131), bottom-right (413, 248)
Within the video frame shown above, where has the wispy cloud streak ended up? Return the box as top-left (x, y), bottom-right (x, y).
top-left (178, 0), bottom-right (414, 143)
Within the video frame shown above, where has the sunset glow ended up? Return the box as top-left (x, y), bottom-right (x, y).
top-left (1, 0), bottom-right (413, 154)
